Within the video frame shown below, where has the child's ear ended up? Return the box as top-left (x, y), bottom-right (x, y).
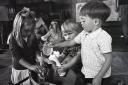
top-left (94, 18), bottom-right (100, 25)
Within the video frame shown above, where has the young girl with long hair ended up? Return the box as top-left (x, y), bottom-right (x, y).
top-left (9, 7), bottom-right (42, 85)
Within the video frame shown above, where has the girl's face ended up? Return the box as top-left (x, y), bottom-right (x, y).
top-left (21, 21), bottom-right (34, 38)
top-left (62, 30), bottom-right (78, 41)
top-left (80, 15), bottom-right (95, 33)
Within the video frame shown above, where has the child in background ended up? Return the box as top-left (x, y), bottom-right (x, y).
top-left (40, 19), bottom-right (64, 73)
top-left (37, 20), bottom-right (63, 66)
top-left (9, 7), bottom-right (42, 85)
top-left (37, 20), bottom-right (64, 85)
top-left (35, 12), bottom-right (48, 39)
top-left (53, 1), bottom-right (112, 85)
top-left (41, 20), bottom-right (64, 46)
top-left (58, 19), bottom-right (82, 69)
top-left (58, 19), bottom-right (83, 85)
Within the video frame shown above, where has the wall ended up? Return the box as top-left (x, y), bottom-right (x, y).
top-left (0, 6), bottom-right (9, 21)
top-left (61, 0), bottom-right (88, 19)
top-left (58, 0), bottom-right (118, 21)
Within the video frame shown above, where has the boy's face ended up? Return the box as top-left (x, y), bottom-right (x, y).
top-left (62, 30), bottom-right (78, 41)
top-left (80, 15), bottom-right (95, 33)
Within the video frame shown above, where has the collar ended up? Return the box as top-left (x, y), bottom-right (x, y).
top-left (86, 28), bottom-right (103, 39)
top-left (89, 28), bottom-right (102, 35)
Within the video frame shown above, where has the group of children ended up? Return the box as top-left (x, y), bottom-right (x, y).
top-left (9, 0), bottom-right (112, 85)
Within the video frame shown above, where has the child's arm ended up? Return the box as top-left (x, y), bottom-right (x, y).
top-left (59, 50), bottom-right (81, 71)
top-left (36, 17), bottom-right (48, 32)
top-left (53, 39), bottom-right (76, 48)
top-left (93, 52), bottom-right (112, 85)
top-left (61, 56), bottom-right (72, 65)
top-left (40, 18), bottom-right (48, 32)
top-left (19, 58), bottom-right (42, 73)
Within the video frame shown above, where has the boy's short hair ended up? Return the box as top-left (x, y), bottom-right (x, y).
top-left (61, 19), bottom-right (83, 33)
top-left (80, 0), bottom-right (111, 22)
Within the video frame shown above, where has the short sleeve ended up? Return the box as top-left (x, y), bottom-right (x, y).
top-left (98, 32), bottom-right (112, 53)
top-left (74, 31), bottom-right (84, 44)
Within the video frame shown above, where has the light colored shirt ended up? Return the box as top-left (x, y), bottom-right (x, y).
top-left (74, 28), bottom-right (112, 78)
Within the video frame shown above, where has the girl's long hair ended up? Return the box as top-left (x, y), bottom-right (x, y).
top-left (11, 7), bottom-right (36, 48)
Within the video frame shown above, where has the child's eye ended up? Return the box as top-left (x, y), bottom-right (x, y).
top-left (63, 32), bottom-right (73, 37)
top-left (80, 20), bottom-right (86, 25)
top-left (83, 21), bottom-right (86, 22)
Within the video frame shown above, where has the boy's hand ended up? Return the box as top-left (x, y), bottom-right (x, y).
top-left (92, 77), bottom-right (102, 85)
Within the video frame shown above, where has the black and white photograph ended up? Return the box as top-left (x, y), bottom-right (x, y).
top-left (0, 0), bottom-right (128, 85)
